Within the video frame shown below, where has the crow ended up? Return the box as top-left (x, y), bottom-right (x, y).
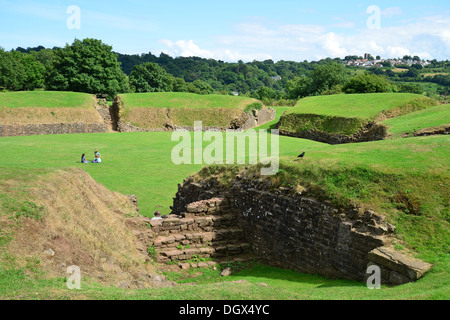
top-left (297, 152), bottom-right (305, 158)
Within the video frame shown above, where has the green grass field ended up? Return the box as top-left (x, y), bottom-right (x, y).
top-left (0, 132), bottom-right (324, 216)
top-left (0, 91), bottom-right (95, 109)
top-left (0, 92), bottom-right (448, 301)
top-left (0, 131), bottom-right (448, 300)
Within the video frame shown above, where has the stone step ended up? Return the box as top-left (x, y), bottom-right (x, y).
top-left (151, 214), bottom-right (239, 237)
top-left (156, 242), bottom-right (252, 263)
top-left (152, 229), bottom-right (246, 249)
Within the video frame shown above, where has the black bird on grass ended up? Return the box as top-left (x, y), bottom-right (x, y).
top-left (297, 152), bottom-right (305, 158)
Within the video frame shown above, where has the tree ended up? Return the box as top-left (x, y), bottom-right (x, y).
top-left (398, 84), bottom-right (423, 94)
top-left (46, 38), bottom-right (129, 98)
top-left (311, 62), bottom-right (350, 94)
top-left (253, 87), bottom-right (278, 101)
top-left (342, 73), bottom-right (395, 94)
top-left (169, 75), bottom-right (188, 92)
top-left (285, 76), bottom-right (312, 99)
top-left (186, 80), bottom-right (215, 95)
top-left (0, 49), bottom-right (24, 90)
top-left (129, 62), bottom-right (172, 93)
top-left (0, 49), bottom-right (45, 91)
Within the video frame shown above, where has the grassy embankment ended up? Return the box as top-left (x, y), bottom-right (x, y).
top-left (382, 103), bottom-right (450, 138)
top-left (115, 92), bottom-right (263, 129)
top-left (0, 91), bottom-right (102, 125)
top-left (278, 93), bottom-right (439, 137)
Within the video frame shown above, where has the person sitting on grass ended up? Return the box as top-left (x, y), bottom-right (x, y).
top-left (93, 149), bottom-right (102, 163)
top-left (81, 154), bottom-right (89, 163)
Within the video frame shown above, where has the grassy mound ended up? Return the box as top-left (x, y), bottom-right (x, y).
top-left (278, 93), bottom-right (439, 139)
top-left (115, 92), bottom-right (264, 129)
top-left (0, 91), bottom-right (102, 125)
top-left (0, 167), bottom-right (153, 289)
top-left (0, 91), bottom-right (95, 109)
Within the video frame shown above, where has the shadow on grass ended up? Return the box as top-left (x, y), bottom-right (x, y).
top-left (227, 263), bottom-right (365, 289)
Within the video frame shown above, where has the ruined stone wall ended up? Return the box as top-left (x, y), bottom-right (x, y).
top-left (170, 176), bottom-right (431, 285)
top-left (0, 123), bottom-right (107, 137)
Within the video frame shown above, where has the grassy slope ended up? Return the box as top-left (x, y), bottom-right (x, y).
top-left (0, 91), bottom-right (95, 109)
top-left (117, 92), bottom-right (263, 128)
top-left (285, 93), bottom-right (436, 120)
top-left (0, 167), bottom-right (151, 280)
top-left (118, 92), bottom-right (260, 110)
top-left (0, 91), bottom-right (101, 125)
top-left (382, 103), bottom-right (450, 138)
top-left (279, 93), bottom-right (439, 137)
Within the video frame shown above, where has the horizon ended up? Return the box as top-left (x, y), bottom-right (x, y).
top-left (1, 0), bottom-right (449, 63)
top-left (9, 42), bottom-right (445, 64)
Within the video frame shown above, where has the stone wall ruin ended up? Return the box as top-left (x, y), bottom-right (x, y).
top-left (158, 174), bottom-right (432, 285)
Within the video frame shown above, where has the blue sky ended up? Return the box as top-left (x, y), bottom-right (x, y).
top-left (1, 0), bottom-right (449, 62)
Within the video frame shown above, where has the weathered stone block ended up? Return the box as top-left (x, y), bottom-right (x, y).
top-left (367, 246), bottom-right (432, 282)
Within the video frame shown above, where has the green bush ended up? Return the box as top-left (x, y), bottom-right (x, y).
top-left (343, 73), bottom-right (395, 94)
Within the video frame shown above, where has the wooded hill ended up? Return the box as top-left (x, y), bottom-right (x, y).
top-left (2, 39), bottom-right (450, 102)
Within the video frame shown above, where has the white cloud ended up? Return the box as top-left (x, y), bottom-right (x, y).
top-left (161, 12), bottom-right (450, 62)
top-left (161, 40), bottom-right (214, 59)
top-left (160, 39), bottom-right (272, 62)
top-left (320, 32), bottom-right (348, 58)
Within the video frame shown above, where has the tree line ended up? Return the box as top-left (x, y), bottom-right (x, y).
top-left (1, 38), bottom-right (449, 102)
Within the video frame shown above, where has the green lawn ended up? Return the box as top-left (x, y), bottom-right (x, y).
top-left (0, 132), bottom-right (325, 216)
top-left (0, 133), bottom-right (447, 219)
top-left (383, 103), bottom-right (450, 137)
top-left (118, 92), bottom-right (260, 110)
top-left (0, 91), bottom-right (95, 109)
top-left (286, 93), bottom-right (438, 120)
top-left (0, 129), bottom-right (448, 300)
top-left (1, 260), bottom-right (448, 300)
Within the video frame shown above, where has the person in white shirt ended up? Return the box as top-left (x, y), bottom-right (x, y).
top-left (151, 211), bottom-right (163, 221)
